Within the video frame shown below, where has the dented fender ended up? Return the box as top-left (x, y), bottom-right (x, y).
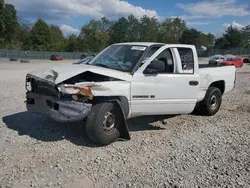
top-left (57, 81), bottom-right (131, 103)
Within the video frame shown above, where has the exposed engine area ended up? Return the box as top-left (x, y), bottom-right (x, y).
top-left (26, 71), bottom-right (126, 103)
top-left (60, 71), bottom-right (123, 85)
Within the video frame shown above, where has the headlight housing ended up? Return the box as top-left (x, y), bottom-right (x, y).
top-left (25, 76), bottom-right (32, 91)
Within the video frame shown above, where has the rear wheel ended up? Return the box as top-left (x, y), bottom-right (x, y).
top-left (199, 86), bottom-right (222, 116)
top-left (85, 102), bottom-right (121, 146)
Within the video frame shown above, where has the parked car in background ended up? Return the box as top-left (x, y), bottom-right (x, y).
top-left (220, 57), bottom-right (243, 68)
top-left (243, 56), bottom-right (250, 63)
top-left (209, 55), bottom-right (227, 65)
top-left (50, 55), bottom-right (63, 61)
top-left (81, 54), bottom-right (87, 60)
top-left (81, 54), bottom-right (96, 60)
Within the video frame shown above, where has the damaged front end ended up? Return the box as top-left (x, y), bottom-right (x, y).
top-left (25, 65), bottom-right (132, 125)
top-left (25, 73), bottom-right (96, 123)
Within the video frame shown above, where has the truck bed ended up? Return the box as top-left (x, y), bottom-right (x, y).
top-left (197, 65), bottom-right (236, 101)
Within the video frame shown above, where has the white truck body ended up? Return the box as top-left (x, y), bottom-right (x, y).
top-left (25, 42), bottom-right (236, 145)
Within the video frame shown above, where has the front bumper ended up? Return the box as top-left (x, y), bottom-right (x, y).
top-left (26, 92), bottom-right (92, 123)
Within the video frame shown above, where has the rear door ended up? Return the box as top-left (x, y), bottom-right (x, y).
top-left (130, 45), bottom-right (200, 117)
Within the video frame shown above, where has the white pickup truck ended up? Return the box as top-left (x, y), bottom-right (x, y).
top-left (25, 42), bottom-right (236, 146)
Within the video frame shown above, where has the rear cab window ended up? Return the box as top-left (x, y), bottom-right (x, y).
top-left (177, 47), bottom-right (194, 74)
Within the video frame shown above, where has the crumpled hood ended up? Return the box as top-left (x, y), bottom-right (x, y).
top-left (27, 64), bottom-right (132, 84)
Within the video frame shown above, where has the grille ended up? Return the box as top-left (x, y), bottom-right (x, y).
top-left (26, 76), bottom-right (59, 96)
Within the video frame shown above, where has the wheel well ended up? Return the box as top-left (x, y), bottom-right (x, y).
top-left (209, 80), bottom-right (225, 94)
top-left (93, 96), bottom-right (130, 118)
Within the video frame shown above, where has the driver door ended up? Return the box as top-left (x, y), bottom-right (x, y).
top-left (130, 45), bottom-right (200, 117)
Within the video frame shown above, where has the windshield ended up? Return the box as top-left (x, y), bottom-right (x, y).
top-left (88, 45), bottom-right (147, 72)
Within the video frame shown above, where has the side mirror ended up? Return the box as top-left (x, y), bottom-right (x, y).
top-left (143, 60), bottom-right (165, 74)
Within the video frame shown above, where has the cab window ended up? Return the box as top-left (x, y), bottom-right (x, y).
top-left (140, 46), bottom-right (161, 64)
top-left (177, 47), bottom-right (194, 74)
top-left (154, 49), bottom-right (174, 73)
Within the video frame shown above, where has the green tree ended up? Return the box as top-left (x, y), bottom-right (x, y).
top-left (214, 37), bottom-right (227, 49)
top-left (139, 15), bottom-right (159, 42)
top-left (126, 15), bottom-right (140, 41)
top-left (215, 25), bottom-right (243, 49)
top-left (223, 26), bottom-right (243, 48)
top-left (195, 33), bottom-right (215, 49)
top-left (158, 18), bottom-right (187, 43)
top-left (206, 33), bottom-right (216, 46)
top-left (50, 25), bottom-right (66, 51)
top-left (0, 0), bottom-right (4, 7)
top-left (242, 25), bottom-right (250, 48)
top-left (10, 17), bottom-right (32, 49)
top-left (179, 28), bottom-right (214, 49)
top-left (180, 28), bottom-right (202, 47)
top-left (79, 17), bottom-right (110, 52)
top-left (19, 18), bottom-right (33, 50)
top-left (0, 1), bottom-right (18, 46)
top-left (17, 19), bottom-right (33, 50)
top-left (29, 19), bottom-right (51, 51)
top-left (65, 34), bottom-right (78, 52)
top-left (109, 17), bottom-right (129, 44)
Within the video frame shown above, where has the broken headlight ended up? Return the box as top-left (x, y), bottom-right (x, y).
top-left (26, 76), bottom-right (32, 91)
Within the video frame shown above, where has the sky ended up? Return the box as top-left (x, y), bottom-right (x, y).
top-left (5, 0), bottom-right (250, 36)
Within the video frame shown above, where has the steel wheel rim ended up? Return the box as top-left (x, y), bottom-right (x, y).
top-left (210, 95), bottom-right (218, 110)
top-left (103, 111), bottom-right (116, 134)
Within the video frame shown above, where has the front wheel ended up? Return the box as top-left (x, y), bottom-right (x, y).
top-left (199, 86), bottom-right (222, 116)
top-left (85, 102), bottom-right (121, 146)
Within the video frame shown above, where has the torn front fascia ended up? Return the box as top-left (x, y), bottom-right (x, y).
top-left (58, 83), bottom-right (101, 101)
top-left (25, 74), bottom-right (93, 122)
top-left (26, 74), bottom-right (59, 97)
top-left (26, 92), bottom-right (92, 123)
top-left (26, 73), bottom-right (100, 102)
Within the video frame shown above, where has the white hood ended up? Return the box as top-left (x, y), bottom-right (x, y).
top-left (28, 64), bottom-right (132, 84)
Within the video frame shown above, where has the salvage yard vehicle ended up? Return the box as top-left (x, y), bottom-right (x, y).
top-left (208, 55), bottom-right (227, 65)
top-left (243, 55), bottom-right (250, 63)
top-left (50, 55), bottom-right (63, 61)
top-left (220, 57), bottom-right (243, 68)
top-left (25, 42), bottom-right (236, 146)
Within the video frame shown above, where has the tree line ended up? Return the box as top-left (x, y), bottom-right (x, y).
top-left (1, 0), bottom-right (249, 53)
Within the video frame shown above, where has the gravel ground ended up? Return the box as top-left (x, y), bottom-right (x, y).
top-left (0, 60), bottom-right (250, 188)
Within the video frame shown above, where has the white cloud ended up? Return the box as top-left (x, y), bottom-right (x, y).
top-left (186, 21), bottom-right (210, 26)
top-left (6, 0), bottom-right (158, 20)
top-left (60, 24), bottom-right (80, 35)
top-left (223, 21), bottom-right (245, 30)
top-left (176, 0), bottom-right (250, 20)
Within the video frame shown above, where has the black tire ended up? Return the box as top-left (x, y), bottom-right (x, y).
top-left (243, 58), bottom-right (249, 64)
top-left (9, 58), bottom-right (18, 61)
top-left (20, 59), bottom-right (30, 63)
top-left (85, 102), bottom-right (121, 146)
top-left (199, 86), bottom-right (222, 116)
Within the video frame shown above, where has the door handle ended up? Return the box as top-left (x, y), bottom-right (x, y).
top-left (189, 81), bottom-right (199, 86)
